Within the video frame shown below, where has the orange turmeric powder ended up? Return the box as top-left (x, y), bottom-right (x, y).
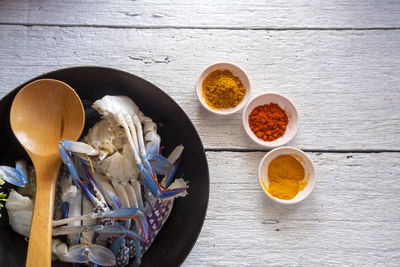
top-left (267, 154), bottom-right (307, 200)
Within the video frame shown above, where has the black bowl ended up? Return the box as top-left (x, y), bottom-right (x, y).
top-left (0, 66), bottom-right (209, 267)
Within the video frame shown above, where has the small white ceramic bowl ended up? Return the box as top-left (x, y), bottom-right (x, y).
top-left (258, 146), bottom-right (316, 204)
top-left (242, 93), bottom-right (299, 148)
top-left (196, 62), bottom-right (251, 115)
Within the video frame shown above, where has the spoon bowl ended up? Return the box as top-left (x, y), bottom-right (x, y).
top-left (10, 79), bottom-right (84, 267)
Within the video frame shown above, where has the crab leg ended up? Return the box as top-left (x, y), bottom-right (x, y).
top-left (52, 208), bottom-right (149, 242)
top-left (59, 140), bottom-right (109, 211)
top-left (116, 119), bottom-right (174, 198)
top-left (53, 225), bottom-right (103, 236)
top-left (89, 170), bottom-right (121, 210)
top-left (114, 182), bottom-right (144, 265)
top-left (127, 182), bottom-right (143, 264)
top-left (141, 169), bottom-right (187, 198)
top-left (132, 115), bottom-right (173, 176)
top-left (111, 181), bottom-right (133, 263)
top-left (80, 196), bottom-right (96, 244)
top-left (126, 118), bottom-right (140, 157)
top-left (59, 143), bottom-right (98, 205)
top-left (132, 115), bottom-right (154, 175)
top-left (124, 129), bottom-right (185, 198)
top-left (163, 145), bottom-right (184, 188)
top-left (132, 180), bottom-right (145, 211)
top-left (95, 225), bottom-right (146, 243)
top-left (67, 187), bottom-right (82, 245)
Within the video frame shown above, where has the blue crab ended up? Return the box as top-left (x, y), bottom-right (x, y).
top-left (2, 95), bottom-right (188, 266)
top-left (55, 95), bottom-right (187, 265)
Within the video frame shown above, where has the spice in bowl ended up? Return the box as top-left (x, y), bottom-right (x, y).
top-left (248, 103), bottom-right (288, 141)
top-left (259, 147), bottom-right (316, 204)
top-left (264, 154), bottom-right (309, 200)
top-left (202, 69), bottom-right (246, 109)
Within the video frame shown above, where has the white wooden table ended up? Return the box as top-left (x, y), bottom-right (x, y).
top-left (1, 1), bottom-right (399, 266)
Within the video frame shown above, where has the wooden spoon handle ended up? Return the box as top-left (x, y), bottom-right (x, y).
top-left (26, 157), bottom-right (61, 267)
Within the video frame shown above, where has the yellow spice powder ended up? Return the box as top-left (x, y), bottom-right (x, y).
top-left (202, 69), bottom-right (246, 109)
top-left (267, 154), bottom-right (308, 200)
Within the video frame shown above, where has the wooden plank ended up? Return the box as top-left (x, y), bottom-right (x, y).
top-left (204, 152), bottom-right (400, 222)
top-left (185, 220), bottom-right (400, 266)
top-left (183, 151), bottom-right (400, 266)
top-left (0, 0), bottom-right (400, 29)
top-left (0, 25), bottom-right (399, 150)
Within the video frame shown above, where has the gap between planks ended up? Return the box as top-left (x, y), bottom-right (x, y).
top-left (205, 149), bottom-right (400, 153)
top-left (1, 22), bottom-right (400, 31)
top-left (205, 218), bottom-right (400, 223)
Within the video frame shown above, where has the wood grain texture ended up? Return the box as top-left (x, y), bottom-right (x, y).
top-left (0, 25), bottom-right (399, 150)
top-left (183, 152), bottom-right (400, 266)
top-left (0, 3), bottom-right (399, 265)
top-left (0, 0), bottom-right (400, 29)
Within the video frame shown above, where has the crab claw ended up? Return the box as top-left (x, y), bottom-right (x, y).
top-left (95, 225), bottom-right (146, 243)
top-left (0, 166), bottom-right (27, 187)
top-left (87, 245), bottom-right (117, 266)
top-left (58, 244), bottom-right (116, 266)
top-left (58, 244), bottom-right (88, 263)
top-left (60, 139), bottom-right (99, 157)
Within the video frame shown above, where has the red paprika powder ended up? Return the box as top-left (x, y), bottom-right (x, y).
top-left (248, 103), bottom-right (288, 141)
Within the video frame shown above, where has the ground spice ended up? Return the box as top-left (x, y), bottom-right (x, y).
top-left (202, 69), bottom-right (246, 109)
top-left (248, 103), bottom-right (288, 141)
top-left (267, 154), bottom-right (307, 200)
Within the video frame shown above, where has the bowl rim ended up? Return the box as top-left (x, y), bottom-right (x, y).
top-left (195, 62), bottom-right (251, 115)
top-left (258, 146), bottom-right (316, 204)
top-left (242, 93), bottom-right (299, 148)
top-left (1, 65), bottom-right (210, 266)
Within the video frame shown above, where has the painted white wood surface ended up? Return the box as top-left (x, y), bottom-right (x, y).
top-left (0, 1), bottom-right (399, 266)
top-left (184, 152), bottom-right (400, 266)
top-left (0, 0), bottom-right (400, 28)
top-left (0, 25), bottom-right (399, 150)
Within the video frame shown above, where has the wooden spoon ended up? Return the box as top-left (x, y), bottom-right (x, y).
top-left (10, 79), bottom-right (85, 267)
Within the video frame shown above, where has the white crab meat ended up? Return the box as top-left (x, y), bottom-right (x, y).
top-left (84, 119), bottom-right (126, 160)
top-left (98, 144), bottom-right (139, 183)
top-left (5, 189), bottom-right (33, 237)
top-left (52, 239), bottom-right (68, 261)
top-left (168, 178), bottom-right (188, 198)
top-left (60, 173), bottom-right (78, 203)
top-left (142, 116), bottom-right (157, 134)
